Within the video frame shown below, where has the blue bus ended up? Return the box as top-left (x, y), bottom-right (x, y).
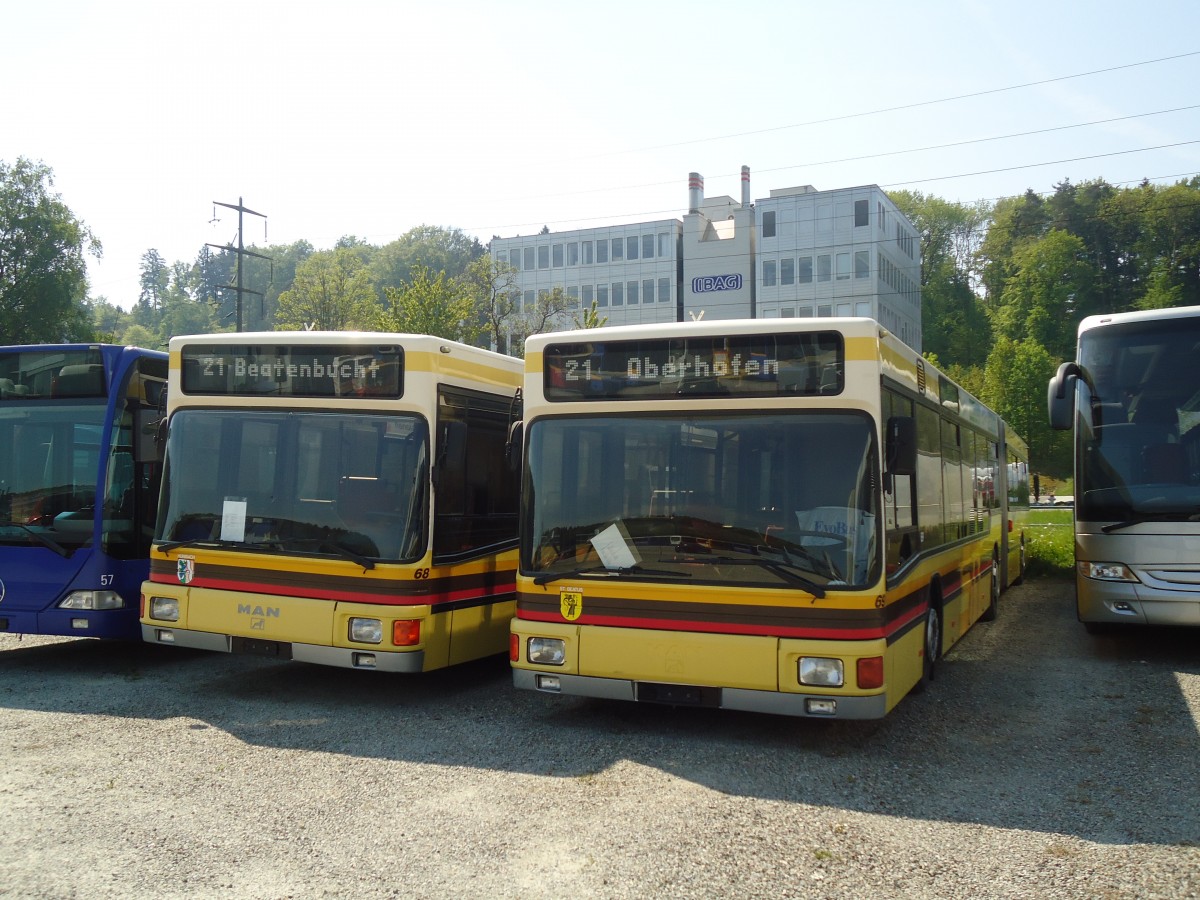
top-left (0, 344), bottom-right (167, 640)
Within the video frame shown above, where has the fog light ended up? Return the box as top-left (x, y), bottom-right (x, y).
top-left (156, 629), bottom-right (176, 643)
top-left (150, 596), bottom-right (179, 622)
top-left (1080, 561), bottom-right (1137, 582)
top-left (536, 674), bottom-right (562, 692)
top-left (806, 698), bottom-right (837, 716)
top-left (60, 590), bottom-right (124, 610)
top-left (528, 637), bottom-right (566, 665)
top-left (349, 617), bottom-right (383, 644)
top-left (393, 620), bottom-right (421, 646)
top-left (71, 618), bottom-right (89, 630)
top-left (799, 656), bottom-right (844, 687)
top-left (352, 652), bottom-right (377, 668)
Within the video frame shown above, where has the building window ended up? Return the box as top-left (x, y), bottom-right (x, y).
top-left (582, 284), bottom-right (594, 306)
top-left (658, 233), bottom-right (671, 258)
top-left (567, 242), bottom-right (579, 266)
top-left (523, 247), bottom-right (535, 271)
top-left (817, 254), bottom-right (832, 282)
top-left (763, 260), bottom-right (777, 287)
top-left (763, 210), bottom-right (776, 238)
top-left (611, 282), bottom-right (624, 306)
top-left (583, 241), bottom-right (593, 265)
top-left (538, 245), bottom-right (549, 269)
top-left (855, 300), bottom-right (871, 317)
top-left (797, 256), bottom-right (813, 284)
top-left (817, 303), bottom-right (832, 317)
top-left (798, 307), bottom-right (814, 318)
top-left (508, 249), bottom-right (519, 270)
top-left (642, 234), bottom-right (654, 259)
top-left (780, 307), bottom-right (795, 317)
top-left (567, 285), bottom-right (580, 307)
top-left (781, 258), bottom-right (794, 286)
top-left (552, 244), bottom-right (563, 267)
top-left (817, 205), bottom-right (832, 234)
top-left (627, 281), bottom-right (639, 305)
top-left (855, 250), bottom-right (870, 279)
top-left (611, 238), bottom-right (623, 261)
top-left (627, 236), bottom-right (638, 260)
top-left (836, 253), bottom-right (851, 280)
top-left (524, 290), bottom-right (534, 310)
top-left (854, 199), bottom-right (868, 227)
top-left (597, 240), bottom-right (608, 264)
top-left (597, 284), bottom-right (609, 307)
top-left (643, 278), bottom-right (654, 303)
top-left (658, 277), bottom-right (671, 303)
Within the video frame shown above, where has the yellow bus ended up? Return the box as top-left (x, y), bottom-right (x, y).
top-left (140, 332), bottom-right (522, 671)
top-left (510, 319), bottom-right (1027, 718)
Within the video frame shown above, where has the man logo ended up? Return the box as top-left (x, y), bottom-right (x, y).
top-left (560, 589), bottom-right (583, 621)
top-left (177, 557), bottom-right (195, 584)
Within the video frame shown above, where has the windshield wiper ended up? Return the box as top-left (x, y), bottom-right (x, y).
top-left (533, 563), bottom-right (691, 586)
top-left (0, 520), bottom-right (71, 558)
top-left (694, 556), bottom-right (828, 598)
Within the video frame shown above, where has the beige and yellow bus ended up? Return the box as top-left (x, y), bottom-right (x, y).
top-left (140, 332), bottom-right (522, 671)
top-left (510, 319), bottom-right (1027, 718)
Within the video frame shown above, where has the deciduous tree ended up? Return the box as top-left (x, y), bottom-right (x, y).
top-left (0, 157), bottom-right (99, 342)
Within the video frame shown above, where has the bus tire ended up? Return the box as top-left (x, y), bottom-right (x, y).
top-left (1012, 536), bottom-right (1027, 586)
top-left (981, 550), bottom-right (1000, 622)
top-left (913, 590), bottom-right (942, 692)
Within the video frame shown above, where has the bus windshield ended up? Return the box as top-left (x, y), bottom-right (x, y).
top-left (523, 411), bottom-right (879, 589)
top-left (156, 409), bottom-right (429, 563)
top-left (0, 402), bottom-right (107, 551)
top-left (1078, 316), bottom-right (1200, 523)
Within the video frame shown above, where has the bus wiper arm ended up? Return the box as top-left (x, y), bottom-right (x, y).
top-left (0, 520), bottom-right (71, 558)
top-left (533, 564), bottom-right (691, 586)
top-left (698, 556), bottom-right (827, 598)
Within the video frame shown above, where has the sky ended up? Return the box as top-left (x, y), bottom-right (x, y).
top-left (5, 0), bottom-right (1200, 310)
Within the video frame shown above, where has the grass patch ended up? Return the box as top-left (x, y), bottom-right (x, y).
top-left (1024, 507), bottom-right (1075, 579)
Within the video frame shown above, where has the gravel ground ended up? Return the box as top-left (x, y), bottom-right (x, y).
top-left (1, 576), bottom-right (1197, 899)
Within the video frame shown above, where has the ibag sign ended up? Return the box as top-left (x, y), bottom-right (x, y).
top-left (691, 274), bottom-right (743, 293)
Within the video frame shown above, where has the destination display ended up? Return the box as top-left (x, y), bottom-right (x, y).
top-left (181, 343), bottom-right (403, 398)
top-left (543, 332), bottom-right (843, 401)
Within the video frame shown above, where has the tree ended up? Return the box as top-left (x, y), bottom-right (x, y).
top-left (575, 299), bottom-right (608, 329)
top-left (890, 190), bottom-right (993, 368)
top-left (373, 264), bottom-right (477, 342)
top-left (990, 229), bottom-right (1092, 362)
top-left (981, 337), bottom-right (1071, 478)
top-left (275, 248), bottom-right (377, 331)
top-left (515, 286), bottom-right (575, 349)
top-left (458, 255), bottom-right (522, 354)
top-left (0, 157), bottom-right (99, 342)
top-left (370, 225), bottom-right (483, 295)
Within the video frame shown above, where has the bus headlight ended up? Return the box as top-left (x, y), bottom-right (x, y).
top-left (1079, 562), bottom-right (1138, 582)
top-left (799, 657), bottom-right (844, 687)
top-left (349, 618), bottom-right (383, 644)
top-left (149, 596), bottom-right (179, 622)
top-left (59, 590), bottom-right (125, 610)
top-left (527, 637), bottom-right (566, 665)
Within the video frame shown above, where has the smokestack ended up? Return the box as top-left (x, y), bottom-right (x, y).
top-left (688, 172), bottom-right (704, 214)
top-left (741, 166), bottom-right (751, 208)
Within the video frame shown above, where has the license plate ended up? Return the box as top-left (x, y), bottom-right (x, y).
top-left (231, 636), bottom-right (292, 659)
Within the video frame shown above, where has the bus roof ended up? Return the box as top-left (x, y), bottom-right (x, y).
top-left (1078, 305), bottom-right (1200, 335)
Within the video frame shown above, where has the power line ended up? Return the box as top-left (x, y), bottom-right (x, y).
top-left (589, 50), bottom-right (1200, 157)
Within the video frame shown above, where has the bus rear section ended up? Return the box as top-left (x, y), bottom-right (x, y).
top-left (0, 344), bottom-right (166, 640)
top-left (511, 320), bottom-right (1012, 718)
top-left (140, 333), bottom-right (523, 670)
top-left (1050, 306), bottom-right (1200, 630)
